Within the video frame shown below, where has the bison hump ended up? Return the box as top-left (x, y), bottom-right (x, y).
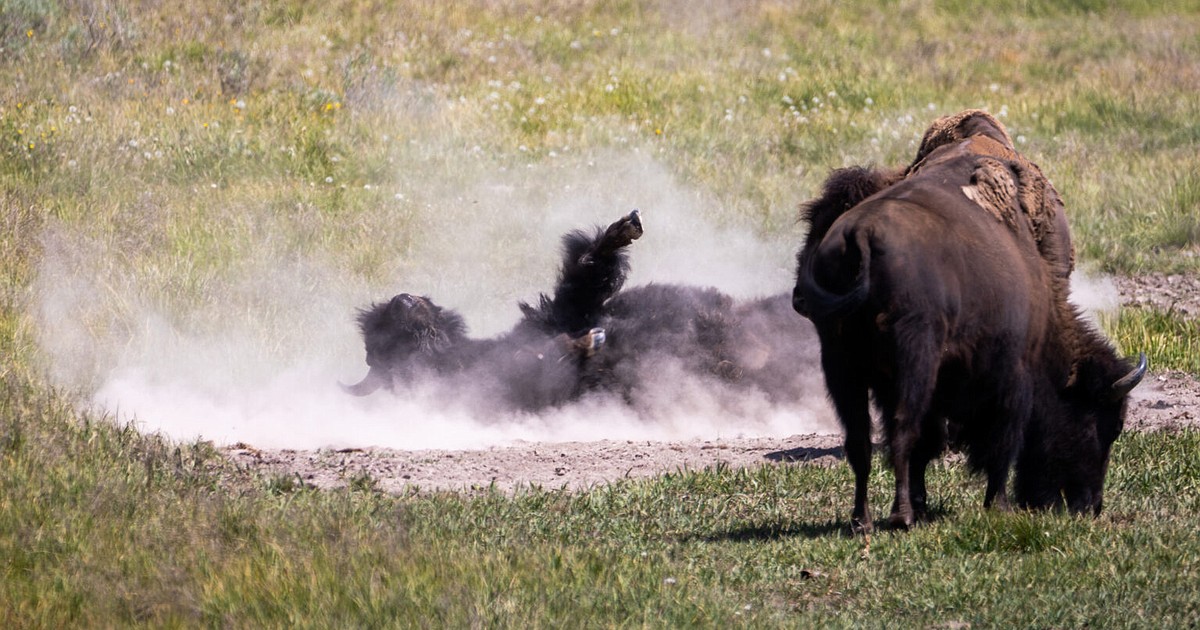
top-left (960, 157), bottom-right (1023, 232)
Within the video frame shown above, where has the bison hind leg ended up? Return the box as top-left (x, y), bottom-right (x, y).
top-left (546, 210), bottom-right (644, 333)
top-left (820, 351), bottom-right (875, 534)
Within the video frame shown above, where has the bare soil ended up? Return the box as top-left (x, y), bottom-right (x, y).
top-left (224, 275), bottom-right (1200, 494)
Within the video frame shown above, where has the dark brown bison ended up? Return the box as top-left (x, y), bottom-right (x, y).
top-left (346, 210), bottom-right (819, 413)
top-left (794, 134), bottom-right (1145, 531)
top-left (343, 211), bottom-right (643, 410)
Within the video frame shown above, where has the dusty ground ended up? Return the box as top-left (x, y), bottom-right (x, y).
top-left (1113, 272), bottom-right (1200, 319)
top-left (224, 274), bottom-right (1200, 494)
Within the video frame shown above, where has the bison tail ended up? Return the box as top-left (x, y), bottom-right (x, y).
top-left (794, 229), bottom-right (871, 321)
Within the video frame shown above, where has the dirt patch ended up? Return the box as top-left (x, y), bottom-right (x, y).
top-left (222, 275), bottom-right (1200, 494)
top-left (1113, 273), bottom-right (1200, 319)
top-left (224, 433), bottom-right (847, 494)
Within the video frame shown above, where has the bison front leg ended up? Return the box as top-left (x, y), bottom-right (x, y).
top-left (907, 418), bottom-right (947, 522)
top-left (983, 365), bottom-right (1034, 511)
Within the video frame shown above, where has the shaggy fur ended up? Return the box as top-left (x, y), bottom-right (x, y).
top-left (794, 148), bottom-right (1145, 531)
top-left (908, 109), bottom-right (1075, 285)
top-left (960, 157), bottom-right (1020, 230)
top-left (348, 211), bottom-right (819, 412)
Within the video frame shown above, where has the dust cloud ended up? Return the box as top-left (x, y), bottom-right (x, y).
top-left (34, 150), bottom-right (837, 450)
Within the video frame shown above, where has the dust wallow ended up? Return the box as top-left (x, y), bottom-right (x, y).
top-left (345, 210), bottom-right (821, 414)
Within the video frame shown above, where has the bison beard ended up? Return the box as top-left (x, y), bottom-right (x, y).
top-left (346, 210), bottom-right (819, 414)
top-left (794, 123), bottom-right (1145, 531)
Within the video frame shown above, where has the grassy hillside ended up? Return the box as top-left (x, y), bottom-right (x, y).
top-left (3, 0), bottom-right (1199, 626)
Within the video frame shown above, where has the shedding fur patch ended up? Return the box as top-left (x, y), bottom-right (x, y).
top-left (961, 158), bottom-right (1020, 230)
top-left (1013, 160), bottom-right (1075, 277)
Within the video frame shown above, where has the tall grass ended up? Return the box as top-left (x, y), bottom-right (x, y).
top-left (3, 0), bottom-right (1200, 626)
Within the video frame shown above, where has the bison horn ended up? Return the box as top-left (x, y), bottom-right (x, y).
top-left (1111, 352), bottom-right (1148, 397)
top-left (340, 367), bottom-right (388, 397)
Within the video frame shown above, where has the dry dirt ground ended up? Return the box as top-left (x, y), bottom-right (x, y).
top-left (224, 274), bottom-right (1200, 494)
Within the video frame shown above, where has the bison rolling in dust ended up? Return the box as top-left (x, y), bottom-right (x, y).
top-left (345, 210), bottom-right (821, 415)
top-left (794, 110), bottom-right (1146, 532)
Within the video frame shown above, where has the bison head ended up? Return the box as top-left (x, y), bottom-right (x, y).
top-left (1016, 351), bottom-right (1147, 515)
top-left (342, 293), bottom-right (468, 396)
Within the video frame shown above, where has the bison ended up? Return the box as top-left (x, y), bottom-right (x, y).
top-left (346, 210), bottom-right (820, 414)
top-left (794, 127), bottom-right (1145, 531)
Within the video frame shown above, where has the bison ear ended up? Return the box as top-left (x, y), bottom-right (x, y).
top-left (1111, 352), bottom-right (1148, 398)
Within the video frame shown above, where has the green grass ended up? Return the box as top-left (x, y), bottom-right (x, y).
top-left (1107, 309), bottom-right (1200, 374)
top-left (3, 0), bottom-right (1200, 626)
top-left (3, 378), bottom-right (1199, 627)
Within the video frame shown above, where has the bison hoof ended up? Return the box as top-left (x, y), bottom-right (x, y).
top-left (886, 512), bottom-right (914, 530)
top-left (563, 327), bottom-right (606, 358)
top-left (626, 209), bottom-right (643, 237)
top-left (600, 210), bottom-right (644, 252)
top-left (583, 327), bottom-right (606, 355)
top-left (615, 210), bottom-right (644, 244)
top-left (851, 518), bottom-right (873, 535)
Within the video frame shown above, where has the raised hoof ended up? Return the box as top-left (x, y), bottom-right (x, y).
top-left (600, 209), bottom-right (644, 252)
top-left (626, 209), bottom-right (643, 238)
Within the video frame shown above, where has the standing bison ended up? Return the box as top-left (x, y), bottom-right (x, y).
top-left (794, 112), bottom-right (1145, 531)
top-left (346, 210), bottom-right (820, 415)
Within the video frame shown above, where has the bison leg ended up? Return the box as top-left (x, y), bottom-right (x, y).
top-left (982, 366), bottom-right (1033, 511)
top-left (907, 417), bottom-right (947, 521)
top-left (545, 210), bottom-right (643, 332)
top-left (885, 329), bottom-right (940, 530)
top-left (821, 348), bottom-right (874, 533)
top-left (887, 427), bottom-right (918, 530)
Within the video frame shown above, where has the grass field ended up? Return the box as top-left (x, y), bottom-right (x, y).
top-left (3, 1), bottom-right (1200, 626)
